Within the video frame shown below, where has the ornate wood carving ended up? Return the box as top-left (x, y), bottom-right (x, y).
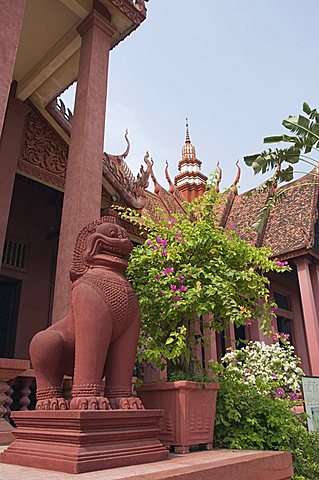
top-left (109, 0), bottom-right (147, 24)
top-left (103, 148), bottom-right (152, 210)
top-left (18, 110), bottom-right (68, 189)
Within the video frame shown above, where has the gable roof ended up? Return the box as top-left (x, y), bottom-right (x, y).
top-left (143, 170), bottom-right (319, 260)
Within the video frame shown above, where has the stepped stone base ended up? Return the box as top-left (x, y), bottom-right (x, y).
top-left (1, 409), bottom-right (169, 474)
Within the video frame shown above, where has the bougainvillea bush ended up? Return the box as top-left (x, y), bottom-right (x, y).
top-left (118, 184), bottom-right (288, 376)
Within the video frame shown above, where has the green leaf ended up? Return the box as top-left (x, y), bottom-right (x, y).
top-left (279, 166), bottom-right (293, 182)
top-left (303, 102), bottom-right (311, 115)
top-left (263, 135), bottom-right (285, 144)
top-left (243, 154), bottom-right (259, 167)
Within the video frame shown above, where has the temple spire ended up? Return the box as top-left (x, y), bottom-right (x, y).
top-left (185, 117), bottom-right (191, 144)
top-left (174, 118), bottom-right (207, 202)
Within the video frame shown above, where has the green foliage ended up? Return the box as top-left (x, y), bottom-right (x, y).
top-left (214, 377), bottom-right (319, 479)
top-left (117, 183), bottom-right (288, 376)
top-left (243, 102), bottom-right (319, 233)
top-left (212, 343), bottom-right (319, 480)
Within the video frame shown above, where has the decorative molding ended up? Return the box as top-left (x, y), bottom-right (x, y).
top-left (109, 0), bottom-right (146, 24)
top-left (77, 9), bottom-right (116, 38)
top-left (17, 110), bottom-right (68, 189)
top-left (46, 97), bottom-right (72, 136)
top-left (103, 148), bottom-right (152, 209)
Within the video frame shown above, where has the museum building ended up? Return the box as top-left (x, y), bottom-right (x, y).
top-left (1, 0), bottom-right (319, 423)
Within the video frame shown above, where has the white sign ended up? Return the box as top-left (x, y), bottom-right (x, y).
top-left (302, 376), bottom-right (319, 432)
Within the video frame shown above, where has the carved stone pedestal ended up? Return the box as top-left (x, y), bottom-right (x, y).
top-left (0, 358), bottom-right (30, 445)
top-left (1, 409), bottom-right (169, 474)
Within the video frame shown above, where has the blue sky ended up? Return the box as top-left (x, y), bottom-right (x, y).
top-left (62, 0), bottom-right (319, 192)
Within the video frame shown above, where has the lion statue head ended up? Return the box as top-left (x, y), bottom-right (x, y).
top-left (70, 216), bottom-right (133, 282)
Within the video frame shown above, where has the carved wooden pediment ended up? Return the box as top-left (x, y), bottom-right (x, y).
top-left (18, 110), bottom-right (68, 190)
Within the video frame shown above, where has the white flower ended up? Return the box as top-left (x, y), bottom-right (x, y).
top-left (220, 340), bottom-right (304, 397)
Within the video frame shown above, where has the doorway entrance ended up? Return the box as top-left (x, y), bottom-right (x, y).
top-left (0, 276), bottom-right (21, 357)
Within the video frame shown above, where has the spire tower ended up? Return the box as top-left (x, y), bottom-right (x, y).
top-left (174, 119), bottom-right (207, 201)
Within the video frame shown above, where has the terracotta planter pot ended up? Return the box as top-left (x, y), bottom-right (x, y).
top-left (138, 381), bottom-right (219, 454)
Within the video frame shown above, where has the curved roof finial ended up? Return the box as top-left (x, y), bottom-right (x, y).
top-left (185, 117), bottom-right (191, 144)
top-left (165, 160), bottom-right (175, 194)
top-left (121, 129), bottom-right (130, 159)
top-left (145, 151), bottom-right (160, 194)
top-left (232, 160), bottom-right (241, 189)
top-left (216, 161), bottom-right (222, 193)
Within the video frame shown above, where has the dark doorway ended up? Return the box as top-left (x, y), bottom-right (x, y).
top-left (235, 325), bottom-right (246, 349)
top-left (276, 316), bottom-right (294, 346)
top-left (0, 276), bottom-right (21, 357)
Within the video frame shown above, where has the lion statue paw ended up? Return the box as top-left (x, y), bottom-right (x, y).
top-left (70, 396), bottom-right (111, 410)
top-left (36, 397), bottom-right (69, 411)
top-left (110, 396), bottom-right (145, 410)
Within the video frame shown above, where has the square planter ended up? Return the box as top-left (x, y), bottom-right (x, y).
top-left (138, 381), bottom-right (219, 453)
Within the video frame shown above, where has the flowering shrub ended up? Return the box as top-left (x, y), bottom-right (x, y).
top-left (216, 337), bottom-right (304, 400)
top-left (211, 340), bottom-right (318, 480)
top-left (118, 183), bottom-right (289, 375)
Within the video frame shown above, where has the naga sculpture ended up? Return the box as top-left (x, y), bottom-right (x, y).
top-left (30, 216), bottom-right (144, 411)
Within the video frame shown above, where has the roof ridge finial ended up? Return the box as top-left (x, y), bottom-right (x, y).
top-left (165, 160), bottom-right (175, 194)
top-left (185, 117), bottom-right (191, 144)
top-left (216, 161), bottom-right (222, 193)
top-left (232, 160), bottom-right (241, 189)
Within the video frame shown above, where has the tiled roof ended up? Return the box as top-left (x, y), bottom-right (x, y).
top-left (225, 172), bottom-right (319, 258)
top-left (143, 171), bottom-right (319, 259)
top-left (262, 174), bottom-right (319, 257)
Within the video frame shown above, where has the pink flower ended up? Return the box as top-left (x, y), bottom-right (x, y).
top-left (168, 217), bottom-right (176, 225)
top-left (173, 296), bottom-right (182, 302)
top-left (161, 239), bottom-right (168, 247)
top-left (147, 240), bottom-right (153, 245)
top-left (170, 285), bottom-right (177, 291)
top-left (156, 236), bottom-right (163, 243)
top-left (276, 261), bottom-right (285, 267)
top-left (179, 285), bottom-right (188, 292)
top-left (275, 259), bottom-right (289, 267)
top-left (178, 275), bottom-right (185, 283)
top-left (161, 249), bottom-right (168, 256)
top-left (175, 232), bottom-right (182, 239)
top-left (155, 275), bottom-right (160, 280)
top-left (162, 267), bottom-right (174, 275)
top-left (290, 392), bottom-right (298, 401)
top-left (274, 388), bottom-right (285, 398)
top-left (280, 332), bottom-right (290, 340)
top-left (152, 245), bottom-right (159, 250)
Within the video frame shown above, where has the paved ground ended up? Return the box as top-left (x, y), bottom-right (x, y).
top-left (0, 447), bottom-right (292, 480)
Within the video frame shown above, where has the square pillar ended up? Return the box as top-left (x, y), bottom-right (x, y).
top-left (224, 323), bottom-right (236, 350)
top-left (52, 5), bottom-right (116, 323)
top-left (0, 98), bottom-right (30, 263)
top-left (0, 0), bottom-right (26, 137)
top-left (248, 318), bottom-right (272, 344)
top-left (203, 314), bottom-right (218, 363)
top-left (295, 257), bottom-right (319, 376)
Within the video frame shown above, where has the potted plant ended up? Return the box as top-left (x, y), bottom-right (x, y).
top-left (118, 182), bottom-right (288, 453)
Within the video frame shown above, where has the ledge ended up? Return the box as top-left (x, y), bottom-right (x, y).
top-left (0, 448), bottom-right (293, 479)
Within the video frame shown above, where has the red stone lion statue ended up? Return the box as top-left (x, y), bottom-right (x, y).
top-left (30, 216), bottom-right (144, 410)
